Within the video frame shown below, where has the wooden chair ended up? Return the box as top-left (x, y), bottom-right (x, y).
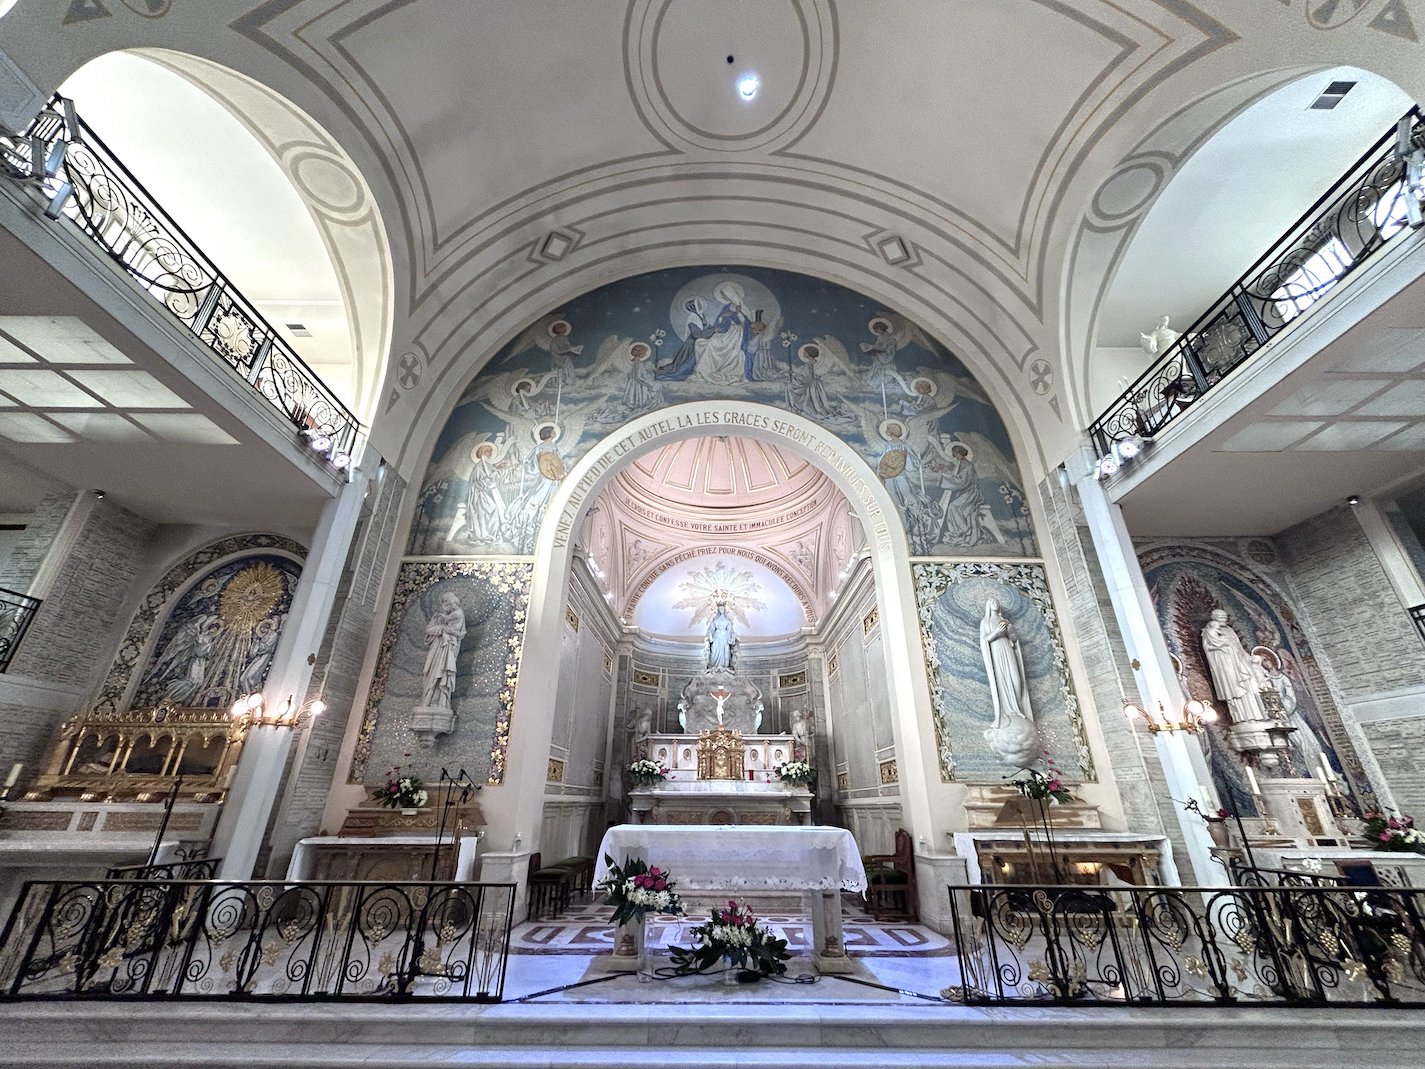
top-left (861, 828), bottom-right (918, 922)
top-left (526, 852), bottom-right (573, 920)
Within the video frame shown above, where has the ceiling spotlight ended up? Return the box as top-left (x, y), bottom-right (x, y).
top-left (737, 73), bottom-right (760, 100)
top-left (1116, 435), bottom-right (1142, 459)
top-left (1347, 494), bottom-right (1361, 506)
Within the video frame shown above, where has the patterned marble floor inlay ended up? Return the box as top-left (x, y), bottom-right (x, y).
top-left (509, 898), bottom-right (953, 956)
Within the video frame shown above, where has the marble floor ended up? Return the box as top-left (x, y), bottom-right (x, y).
top-left (503, 896), bottom-right (963, 1004)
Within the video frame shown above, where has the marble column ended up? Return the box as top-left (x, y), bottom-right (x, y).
top-left (1072, 448), bottom-right (1226, 886)
top-left (212, 458), bottom-right (372, 879)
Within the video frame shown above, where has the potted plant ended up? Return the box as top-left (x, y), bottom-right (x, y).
top-left (1361, 810), bottom-right (1425, 854)
top-left (775, 760), bottom-right (815, 788)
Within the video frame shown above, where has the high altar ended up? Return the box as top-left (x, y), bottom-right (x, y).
top-left (630, 725), bottom-right (812, 825)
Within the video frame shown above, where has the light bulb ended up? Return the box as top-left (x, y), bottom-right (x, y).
top-left (737, 73), bottom-right (760, 100)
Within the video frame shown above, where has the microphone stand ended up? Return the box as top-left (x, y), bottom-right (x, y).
top-left (403, 769), bottom-right (480, 996)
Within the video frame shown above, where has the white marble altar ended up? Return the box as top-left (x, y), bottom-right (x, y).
top-left (287, 834), bottom-right (480, 882)
top-left (628, 779), bottom-right (812, 826)
top-left (594, 824), bottom-right (865, 974)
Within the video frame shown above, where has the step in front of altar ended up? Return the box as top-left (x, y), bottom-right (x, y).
top-left (3, 1001), bottom-right (1415, 1068)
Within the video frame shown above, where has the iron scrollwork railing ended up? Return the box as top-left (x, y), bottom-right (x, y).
top-left (0, 97), bottom-right (359, 468)
top-left (1409, 604), bottom-right (1425, 646)
top-left (945, 882), bottom-right (1425, 1006)
top-left (104, 858), bottom-right (219, 882)
top-left (0, 878), bottom-right (515, 1001)
top-left (0, 586), bottom-right (42, 674)
top-left (1090, 108), bottom-right (1425, 458)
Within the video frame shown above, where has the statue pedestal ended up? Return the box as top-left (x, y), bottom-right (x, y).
top-left (410, 704), bottom-right (455, 743)
top-left (1226, 718), bottom-right (1294, 766)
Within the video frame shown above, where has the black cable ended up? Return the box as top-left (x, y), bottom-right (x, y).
top-left (827, 973), bottom-right (948, 1002)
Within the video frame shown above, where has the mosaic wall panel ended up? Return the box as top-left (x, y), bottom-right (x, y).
top-left (914, 562), bottom-right (1091, 782)
top-left (93, 534), bottom-right (306, 716)
top-left (1140, 543), bottom-right (1368, 817)
top-left (130, 554), bottom-right (302, 711)
top-left (407, 266), bottom-right (1035, 559)
top-left (350, 561), bottom-right (532, 787)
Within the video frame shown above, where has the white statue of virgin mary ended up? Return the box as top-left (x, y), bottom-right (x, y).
top-left (980, 598), bottom-right (1041, 768)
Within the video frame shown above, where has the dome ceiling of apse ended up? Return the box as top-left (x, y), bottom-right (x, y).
top-left (581, 435), bottom-right (863, 636)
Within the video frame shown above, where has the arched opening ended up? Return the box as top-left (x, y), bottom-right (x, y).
top-left (1085, 65), bottom-right (1415, 416)
top-left (57, 49), bottom-right (393, 423)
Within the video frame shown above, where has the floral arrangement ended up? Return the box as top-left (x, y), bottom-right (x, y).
top-left (776, 760), bottom-right (815, 787)
top-left (627, 759), bottom-right (669, 788)
top-left (373, 766), bottom-right (428, 810)
top-left (597, 854), bottom-right (685, 926)
top-left (1183, 799), bottom-right (1229, 822)
top-left (670, 899), bottom-right (789, 979)
top-left (1010, 766), bottom-right (1073, 804)
top-left (1361, 810), bottom-right (1425, 853)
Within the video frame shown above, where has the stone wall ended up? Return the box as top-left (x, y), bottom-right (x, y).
top-left (1357, 717), bottom-right (1425, 817)
top-left (1037, 476), bottom-right (1169, 838)
top-left (1276, 505), bottom-right (1425, 702)
top-left (0, 489), bottom-right (74, 592)
top-left (262, 472), bottom-right (408, 877)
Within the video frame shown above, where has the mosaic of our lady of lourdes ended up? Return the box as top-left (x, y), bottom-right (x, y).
top-left (408, 266), bottom-right (1036, 559)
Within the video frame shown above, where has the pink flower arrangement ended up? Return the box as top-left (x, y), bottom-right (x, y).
top-left (1361, 810), bottom-right (1425, 853)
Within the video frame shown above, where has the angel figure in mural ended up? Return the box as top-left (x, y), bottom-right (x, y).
top-left (507, 313), bottom-right (586, 385)
top-left (787, 341), bottom-right (859, 425)
top-left (980, 598), bottom-right (1041, 768)
top-left (875, 419), bottom-right (939, 554)
top-left (1200, 609), bottom-right (1271, 725)
top-left (593, 340), bottom-right (665, 422)
top-left (705, 600), bottom-right (738, 670)
top-left (238, 616), bottom-right (281, 695)
top-left (656, 282), bottom-right (767, 385)
top-left (150, 614), bottom-right (224, 705)
top-left (462, 437), bottom-right (514, 546)
top-left (510, 375), bottom-right (559, 421)
top-left (419, 592), bottom-right (468, 714)
top-left (923, 432), bottom-right (1021, 550)
top-left (505, 423), bottom-right (567, 548)
top-left (859, 316), bottom-right (915, 396)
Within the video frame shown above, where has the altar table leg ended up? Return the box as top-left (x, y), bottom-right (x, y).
top-left (807, 890), bottom-right (853, 974)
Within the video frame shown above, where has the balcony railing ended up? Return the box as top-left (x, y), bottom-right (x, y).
top-left (1090, 108), bottom-right (1425, 459)
top-left (0, 586), bottom-right (42, 673)
top-left (0, 97), bottom-right (358, 470)
top-left (1409, 604), bottom-right (1425, 645)
top-left (0, 877), bottom-right (515, 1001)
top-left (946, 881), bottom-right (1425, 1006)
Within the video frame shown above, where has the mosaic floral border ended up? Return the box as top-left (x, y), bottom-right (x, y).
top-left (912, 561), bottom-right (1094, 784)
top-left (348, 560), bottom-right (532, 787)
top-left (93, 534), bottom-right (307, 715)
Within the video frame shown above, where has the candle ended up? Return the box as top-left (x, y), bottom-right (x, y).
top-left (1319, 754), bottom-right (1337, 783)
top-left (1199, 783), bottom-right (1212, 805)
top-left (1244, 765), bottom-right (1260, 796)
top-left (3, 763), bottom-right (19, 788)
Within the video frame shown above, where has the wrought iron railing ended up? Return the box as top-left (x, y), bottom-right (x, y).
top-left (1409, 604), bottom-right (1425, 645)
top-left (0, 878), bottom-right (515, 1001)
top-left (1090, 108), bottom-right (1425, 458)
top-left (945, 882), bottom-right (1425, 1006)
top-left (0, 97), bottom-right (358, 469)
top-left (0, 586), bottom-right (42, 673)
top-left (104, 858), bottom-right (219, 882)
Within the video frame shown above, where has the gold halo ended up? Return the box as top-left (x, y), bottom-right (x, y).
top-left (911, 376), bottom-right (937, 396)
top-left (547, 319), bottom-right (571, 336)
top-left (878, 418), bottom-right (906, 441)
top-left (797, 343), bottom-right (821, 362)
top-left (868, 317), bottom-right (893, 334)
top-left (219, 563), bottom-right (284, 633)
top-left (471, 441), bottom-right (496, 461)
top-left (532, 421), bottom-right (562, 444)
top-left (629, 342), bottom-right (652, 361)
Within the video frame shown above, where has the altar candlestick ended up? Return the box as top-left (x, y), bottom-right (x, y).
top-left (4, 763), bottom-right (19, 788)
top-left (1244, 765), bottom-right (1260, 797)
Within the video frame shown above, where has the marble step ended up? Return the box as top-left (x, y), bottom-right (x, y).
top-left (0, 1002), bottom-right (1421, 1068)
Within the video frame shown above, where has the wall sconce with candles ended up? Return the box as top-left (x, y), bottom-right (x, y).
top-left (1122, 697), bottom-right (1217, 734)
top-left (229, 693), bottom-right (325, 729)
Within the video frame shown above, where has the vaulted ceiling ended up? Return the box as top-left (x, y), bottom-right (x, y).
top-left (3, 0), bottom-right (1425, 493)
top-left (579, 436), bottom-right (863, 637)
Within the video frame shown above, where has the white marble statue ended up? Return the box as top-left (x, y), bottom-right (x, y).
top-left (979, 598), bottom-right (1041, 768)
top-left (789, 707), bottom-right (811, 759)
top-left (416, 592), bottom-right (467, 718)
top-left (627, 706), bottom-right (653, 760)
top-left (1139, 315), bottom-right (1180, 356)
top-left (1200, 609), bottom-right (1270, 725)
top-left (705, 601), bottom-right (737, 670)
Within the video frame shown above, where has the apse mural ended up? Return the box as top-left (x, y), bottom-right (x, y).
top-left (1140, 542), bottom-right (1367, 817)
top-left (130, 554), bottom-right (302, 710)
top-left (914, 562), bottom-right (1092, 782)
top-left (408, 267), bottom-right (1034, 559)
top-left (350, 561), bottom-right (533, 787)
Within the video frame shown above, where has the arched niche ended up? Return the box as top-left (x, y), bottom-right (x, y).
top-left (1066, 65), bottom-right (1416, 426)
top-left (58, 48), bottom-right (394, 423)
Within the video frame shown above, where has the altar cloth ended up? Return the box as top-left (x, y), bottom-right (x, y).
top-left (594, 824), bottom-right (866, 893)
